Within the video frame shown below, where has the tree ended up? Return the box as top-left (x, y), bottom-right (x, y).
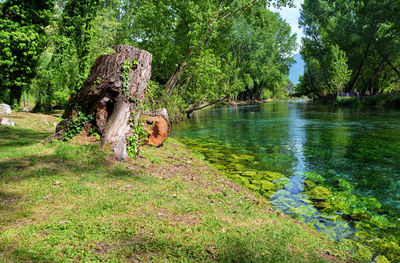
top-left (298, 0), bottom-right (400, 98)
top-left (328, 45), bottom-right (352, 96)
top-left (34, 0), bottom-right (104, 112)
top-left (0, 0), bottom-right (54, 108)
top-left (119, 0), bottom-right (295, 108)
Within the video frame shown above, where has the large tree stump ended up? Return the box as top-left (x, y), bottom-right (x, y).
top-left (57, 45), bottom-right (167, 161)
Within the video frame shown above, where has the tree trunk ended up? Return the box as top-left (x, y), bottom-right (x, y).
top-left (185, 95), bottom-right (228, 115)
top-left (365, 54), bottom-right (388, 92)
top-left (165, 61), bottom-right (188, 96)
top-left (348, 43), bottom-right (371, 93)
top-left (384, 57), bottom-right (400, 78)
top-left (54, 45), bottom-right (166, 161)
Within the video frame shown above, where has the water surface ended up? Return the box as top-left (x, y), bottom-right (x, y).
top-left (171, 102), bottom-right (400, 256)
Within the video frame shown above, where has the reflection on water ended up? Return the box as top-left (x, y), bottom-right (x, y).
top-left (171, 102), bottom-right (400, 256)
top-left (271, 105), bottom-right (353, 241)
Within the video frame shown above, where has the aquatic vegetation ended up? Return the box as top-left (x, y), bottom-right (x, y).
top-left (177, 136), bottom-right (400, 262)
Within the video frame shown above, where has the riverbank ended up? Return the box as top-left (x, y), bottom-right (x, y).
top-left (315, 94), bottom-right (400, 109)
top-left (0, 112), bottom-right (353, 262)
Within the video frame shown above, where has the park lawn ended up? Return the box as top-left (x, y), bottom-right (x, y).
top-left (0, 113), bottom-right (353, 262)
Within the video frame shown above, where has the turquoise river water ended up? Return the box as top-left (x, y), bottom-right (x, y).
top-left (171, 101), bottom-right (400, 260)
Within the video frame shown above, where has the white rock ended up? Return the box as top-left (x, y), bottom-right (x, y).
top-left (22, 107), bottom-right (32, 112)
top-left (1, 118), bottom-right (15, 127)
top-left (0, 104), bottom-right (12, 115)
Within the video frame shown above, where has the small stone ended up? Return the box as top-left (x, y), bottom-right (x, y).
top-left (42, 194), bottom-right (52, 199)
top-left (22, 107), bottom-right (32, 112)
top-left (0, 118), bottom-right (15, 127)
top-left (0, 104), bottom-right (12, 115)
top-left (54, 181), bottom-right (61, 185)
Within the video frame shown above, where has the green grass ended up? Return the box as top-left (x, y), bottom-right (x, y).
top-left (0, 113), bottom-right (353, 262)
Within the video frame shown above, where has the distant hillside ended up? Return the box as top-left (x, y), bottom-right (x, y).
top-left (289, 53), bottom-right (305, 85)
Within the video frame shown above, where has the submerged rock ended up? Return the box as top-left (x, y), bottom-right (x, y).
top-left (261, 181), bottom-right (275, 191)
top-left (263, 171), bottom-right (284, 181)
top-left (234, 163), bottom-right (245, 171)
top-left (313, 201), bottom-right (332, 210)
top-left (374, 255), bottom-right (390, 263)
top-left (304, 179), bottom-right (316, 189)
top-left (308, 186), bottom-right (332, 201)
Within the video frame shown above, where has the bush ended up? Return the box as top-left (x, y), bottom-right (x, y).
top-left (147, 81), bottom-right (187, 123)
top-left (336, 96), bottom-right (361, 106)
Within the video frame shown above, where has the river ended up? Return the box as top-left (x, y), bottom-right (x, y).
top-left (171, 101), bottom-right (400, 259)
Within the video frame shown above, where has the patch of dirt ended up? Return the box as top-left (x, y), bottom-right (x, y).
top-left (70, 130), bottom-right (100, 145)
top-left (317, 249), bottom-right (339, 262)
top-left (93, 241), bottom-right (116, 255)
top-left (154, 207), bottom-right (202, 227)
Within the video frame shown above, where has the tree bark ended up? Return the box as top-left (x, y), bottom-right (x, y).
top-left (166, 61), bottom-right (188, 96)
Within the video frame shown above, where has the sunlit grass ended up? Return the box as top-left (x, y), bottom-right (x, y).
top-left (0, 113), bottom-right (353, 262)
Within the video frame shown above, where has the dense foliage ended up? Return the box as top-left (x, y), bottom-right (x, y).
top-left (1, 0), bottom-right (296, 114)
top-left (297, 0), bottom-right (400, 98)
top-left (0, 0), bottom-right (54, 109)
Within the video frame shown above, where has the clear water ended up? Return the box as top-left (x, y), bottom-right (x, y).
top-left (171, 101), bottom-right (400, 244)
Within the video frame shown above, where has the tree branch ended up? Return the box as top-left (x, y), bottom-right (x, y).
top-left (185, 95), bottom-right (229, 114)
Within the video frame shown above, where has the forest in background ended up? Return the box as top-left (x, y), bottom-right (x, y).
top-left (297, 0), bottom-right (400, 100)
top-left (0, 0), bottom-right (297, 121)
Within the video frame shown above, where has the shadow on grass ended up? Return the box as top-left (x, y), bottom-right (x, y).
top-left (0, 127), bottom-right (50, 149)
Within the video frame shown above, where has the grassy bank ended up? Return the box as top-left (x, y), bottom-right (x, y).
top-left (0, 112), bottom-right (353, 262)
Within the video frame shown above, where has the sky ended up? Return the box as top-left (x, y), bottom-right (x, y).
top-left (270, 0), bottom-right (304, 53)
top-left (271, 0), bottom-right (305, 84)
